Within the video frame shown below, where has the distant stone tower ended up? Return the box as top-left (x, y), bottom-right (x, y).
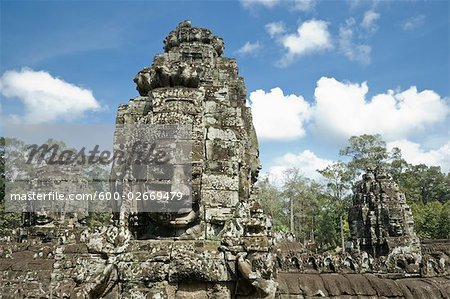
top-left (110, 20), bottom-right (265, 242)
top-left (22, 164), bottom-right (88, 232)
top-left (349, 168), bottom-right (421, 258)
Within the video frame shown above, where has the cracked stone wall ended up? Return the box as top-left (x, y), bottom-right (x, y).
top-left (111, 20), bottom-right (263, 243)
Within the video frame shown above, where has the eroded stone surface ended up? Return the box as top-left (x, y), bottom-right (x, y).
top-left (111, 20), bottom-right (263, 244)
top-left (349, 168), bottom-right (422, 274)
top-left (350, 168), bottom-right (420, 255)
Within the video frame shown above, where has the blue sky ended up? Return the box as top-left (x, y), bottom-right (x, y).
top-left (1, 0), bottom-right (449, 181)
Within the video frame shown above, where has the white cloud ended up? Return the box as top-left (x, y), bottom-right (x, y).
top-left (402, 15), bottom-right (426, 31)
top-left (0, 68), bottom-right (101, 124)
top-left (361, 10), bottom-right (380, 31)
top-left (311, 77), bottom-right (449, 141)
top-left (278, 19), bottom-right (333, 66)
top-left (291, 0), bottom-right (317, 12)
top-left (248, 78), bottom-right (449, 143)
top-left (235, 41), bottom-right (262, 55)
top-left (248, 87), bottom-right (311, 140)
top-left (240, 0), bottom-right (280, 8)
top-left (265, 21), bottom-right (286, 38)
top-left (267, 150), bottom-right (333, 183)
top-left (339, 19), bottom-right (371, 64)
top-left (387, 139), bottom-right (450, 172)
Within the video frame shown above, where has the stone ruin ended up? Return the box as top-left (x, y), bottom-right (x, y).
top-left (1, 21), bottom-right (449, 299)
top-left (112, 19), bottom-right (263, 245)
top-left (349, 168), bottom-right (421, 270)
top-left (21, 164), bottom-right (89, 230)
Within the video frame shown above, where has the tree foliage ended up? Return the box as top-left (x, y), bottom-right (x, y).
top-left (411, 201), bottom-right (450, 239)
top-left (339, 134), bottom-right (389, 175)
top-left (317, 162), bottom-right (353, 251)
top-left (256, 134), bottom-right (449, 250)
top-left (397, 164), bottom-right (450, 204)
top-left (256, 177), bottom-right (288, 232)
top-left (257, 168), bottom-right (350, 251)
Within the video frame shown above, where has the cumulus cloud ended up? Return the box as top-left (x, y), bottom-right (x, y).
top-left (278, 19), bottom-right (333, 66)
top-left (387, 139), bottom-right (450, 172)
top-left (248, 77), bottom-right (448, 142)
top-left (311, 77), bottom-right (449, 141)
top-left (248, 87), bottom-right (311, 140)
top-left (339, 19), bottom-right (371, 64)
top-left (0, 68), bottom-right (101, 124)
top-left (361, 10), bottom-right (380, 31)
top-left (235, 41), bottom-right (262, 55)
top-left (247, 77), bottom-right (449, 175)
top-left (402, 15), bottom-right (426, 31)
top-left (265, 21), bottom-right (286, 38)
top-left (267, 150), bottom-right (333, 183)
top-left (268, 17), bottom-right (376, 65)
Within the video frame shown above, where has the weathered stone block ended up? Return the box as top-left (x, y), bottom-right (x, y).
top-left (201, 189), bottom-right (239, 207)
top-left (205, 140), bottom-right (243, 161)
top-left (205, 207), bottom-right (234, 223)
top-left (202, 174), bottom-right (239, 191)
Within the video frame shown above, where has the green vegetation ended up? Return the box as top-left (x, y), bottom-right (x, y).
top-left (256, 167), bottom-right (351, 252)
top-left (256, 134), bottom-right (450, 251)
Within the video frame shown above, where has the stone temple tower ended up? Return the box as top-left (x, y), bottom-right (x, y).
top-left (107, 20), bottom-right (275, 298)
top-left (349, 168), bottom-right (421, 268)
top-left (111, 20), bottom-right (266, 242)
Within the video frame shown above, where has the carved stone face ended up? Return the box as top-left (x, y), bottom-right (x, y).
top-left (350, 169), bottom-right (421, 257)
top-left (364, 171), bottom-right (375, 181)
top-left (389, 217), bottom-right (404, 236)
top-left (35, 209), bottom-right (54, 225)
top-left (147, 163), bottom-right (197, 228)
top-left (113, 22), bottom-right (260, 239)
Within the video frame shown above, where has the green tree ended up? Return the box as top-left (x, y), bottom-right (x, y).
top-left (340, 134), bottom-right (390, 176)
top-left (438, 202), bottom-right (450, 239)
top-left (388, 147), bottom-right (409, 182)
top-left (282, 168), bottom-right (321, 244)
top-left (314, 193), bottom-right (351, 252)
top-left (317, 162), bottom-right (352, 203)
top-left (317, 161), bottom-right (353, 252)
top-left (256, 177), bottom-right (288, 232)
top-left (411, 201), bottom-right (450, 239)
top-left (398, 164), bottom-right (450, 204)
